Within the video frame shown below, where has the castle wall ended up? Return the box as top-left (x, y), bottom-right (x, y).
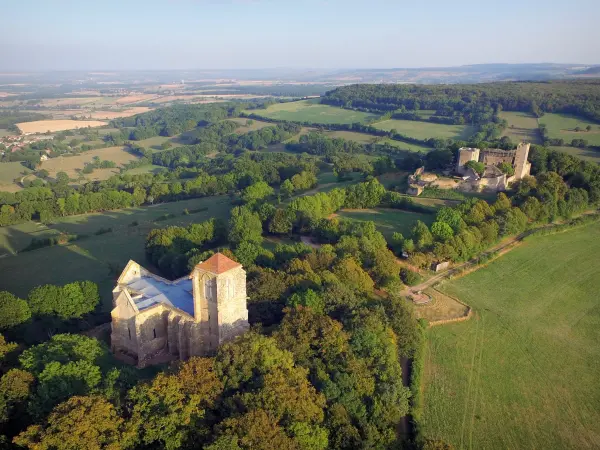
top-left (513, 143), bottom-right (531, 179)
top-left (456, 148), bottom-right (480, 174)
top-left (481, 152), bottom-right (514, 166)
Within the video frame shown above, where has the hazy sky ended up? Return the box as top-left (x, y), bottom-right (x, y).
top-left (1, 0), bottom-right (598, 70)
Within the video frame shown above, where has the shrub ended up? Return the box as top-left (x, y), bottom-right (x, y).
top-left (400, 268), bottom-right (421, 286)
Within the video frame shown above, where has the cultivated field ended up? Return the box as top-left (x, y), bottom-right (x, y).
top-left (257, 99), bottom-right (379, 124)
top-left (499, 111), bottom-right (542, 144)
top-left (58, 107), bottom-right (151, 120)
top-left (16, 119), bottom-right (108, 133)
top-left (539, 113), bottom-right (600, 146)
top-left (372, 119), bottom-right (475, 140)
top-left (336, 207), bottom-right (435, 239)
top-left (421, 223), bottom-right (600, 449)
top-left (40, 146), bottom-right (139, 180)
top-left (0, 196), bottom-right (232, 309)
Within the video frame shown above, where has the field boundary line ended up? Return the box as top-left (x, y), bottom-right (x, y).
top-left (459, 315), bottom-right (480, 449)
top-left (468, 314), bottom-right (485, 450)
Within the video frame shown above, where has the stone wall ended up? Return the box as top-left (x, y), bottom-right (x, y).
top-left (112, 258), bottom-right (249, 368)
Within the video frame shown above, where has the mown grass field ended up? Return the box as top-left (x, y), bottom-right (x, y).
top-left (0, 162), bottom-right (30, 190)
top-left (548, 145), bottom-right (600, 163)
top-left (324, 130), bottom-right (432, 152)
top-left (0, 196), bottom-right (232, 309)
top-left (40, 146), bottom-right (139, 180)
top-left (372, 119), bottom-right (475, 140)
top-left (539, 113), bottom-right (600, 146)
top-left (499, 111), bottom-right (541, 144)
top-left (422, 223), bottom-right (600, 449)
top-left (336, 207), bottom-right (435, 239)
top-left (228, 117), bottom-right (274, 133)
top-left (257, 99), bottom-right (379, 124)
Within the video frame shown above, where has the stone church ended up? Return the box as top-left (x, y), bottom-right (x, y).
top-left (110, 253), bottom-right (249, 368)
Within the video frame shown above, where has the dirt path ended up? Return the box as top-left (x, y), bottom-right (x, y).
top-left (300, 236), bottom-right (321, 249)
top-left (399, 232), bottom-right (529, 297)
top-left (295, 183), bottom-right (336, 197)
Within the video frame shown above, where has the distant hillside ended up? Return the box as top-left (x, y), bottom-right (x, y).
top-left (575, 66), bottom-right (600, 75)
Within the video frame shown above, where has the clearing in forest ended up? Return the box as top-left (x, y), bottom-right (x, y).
top-left (336, 207), bottom-right (435, 239)
top-left (372, 119), bottom-right (475, 140)
top-left (539, 113), bottom-right (600, 146)
top-left (39, 146), bottom-right (139, 180)
top-left (257, 99), bottom-right (379, 124)
top-left (499, 111), bottom-right (541, 144)
top-left (421, 222), bottom-right (600, 449)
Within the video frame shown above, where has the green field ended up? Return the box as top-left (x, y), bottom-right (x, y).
top-left (499, 111), bottom-right (541, 144)
top-left (539, 113), bottom-right (600, 146)
top-left (257, 99), bottom-right (379, 125)
top-left (372, 119), bottom-right (475, 141)
top-left (337, 207), bottom-right (435, 239)
top-left (124, 164), bottom-right (166, 175)
top-left (228, 117), bottom-right (274, 133)
top-left (324, 130), bottom-right (431, 152)
top-left (0, 162), bottom-right (30, 188)
top-left (0, 196), bottom-right (232, 309)
top-left (549, 145), bottom-right (600, 163)
top-left (422, 223), bottom-right (600, 449)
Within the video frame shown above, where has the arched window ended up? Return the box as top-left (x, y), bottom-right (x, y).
top-left (204, 279), bottom-right (215, 300)
top-left (226, 278), bottom-right (235, 298)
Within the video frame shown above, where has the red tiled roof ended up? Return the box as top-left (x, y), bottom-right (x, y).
top-left (195, 252), bottom-right (241, 274)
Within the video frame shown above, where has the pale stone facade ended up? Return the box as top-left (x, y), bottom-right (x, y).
top-left (456, 142), bottom-right (531, 191)
top-left (110, 253), bottom-right (249, 368)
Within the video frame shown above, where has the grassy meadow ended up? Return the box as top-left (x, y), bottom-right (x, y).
top-left (373, 119), bottom-right (475, 140)
top-left (40, 146), bottom-right (139, 181)
top-left (324, 130), bottom-right (432, 152)
top-left (421, 223), bottom-right (600, 449)
top-left (228, 117), bottom-right (274, 133)
top-left (549, 145), bottom-right (600, 163)
top-left (539, 113), bottom-right (600, 146)
top-left (257, 99), bottom-right (379, 124)
top-left (499, 111), bottom-right (541, 144)
top-left (336, 207), bottom-right (434, 239)
top-left (0, 162), bottom-right (30, 190)
top-left (0, 196), bottom-right (232, 309)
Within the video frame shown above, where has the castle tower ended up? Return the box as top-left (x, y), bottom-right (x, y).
top-left (513, 142), bottom-right (531, 179)
top-left (191, 253), bottom-right (249, 353)
top-left (456, 147), bottom-right (480, 174)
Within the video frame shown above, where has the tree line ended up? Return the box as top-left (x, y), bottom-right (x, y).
top-left (321, 80), bottom-right (600, 123)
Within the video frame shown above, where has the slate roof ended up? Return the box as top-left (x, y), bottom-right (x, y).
top-left (125, 276), bottom-right (195, 316)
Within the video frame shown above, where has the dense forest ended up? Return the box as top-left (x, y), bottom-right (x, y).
top-left (322, 80), bottom-right (600, 123)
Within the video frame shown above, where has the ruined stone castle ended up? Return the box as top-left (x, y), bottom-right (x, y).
top-left (110, 253), bottom-right (249, 368)
top-left (456, 142), bottom-right (531, 191)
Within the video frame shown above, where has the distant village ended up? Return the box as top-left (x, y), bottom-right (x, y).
top-left (0, 134), bottom-right (52, 160)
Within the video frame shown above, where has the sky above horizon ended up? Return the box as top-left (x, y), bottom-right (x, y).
top-left (1, 0), bottom-right (599, 71)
